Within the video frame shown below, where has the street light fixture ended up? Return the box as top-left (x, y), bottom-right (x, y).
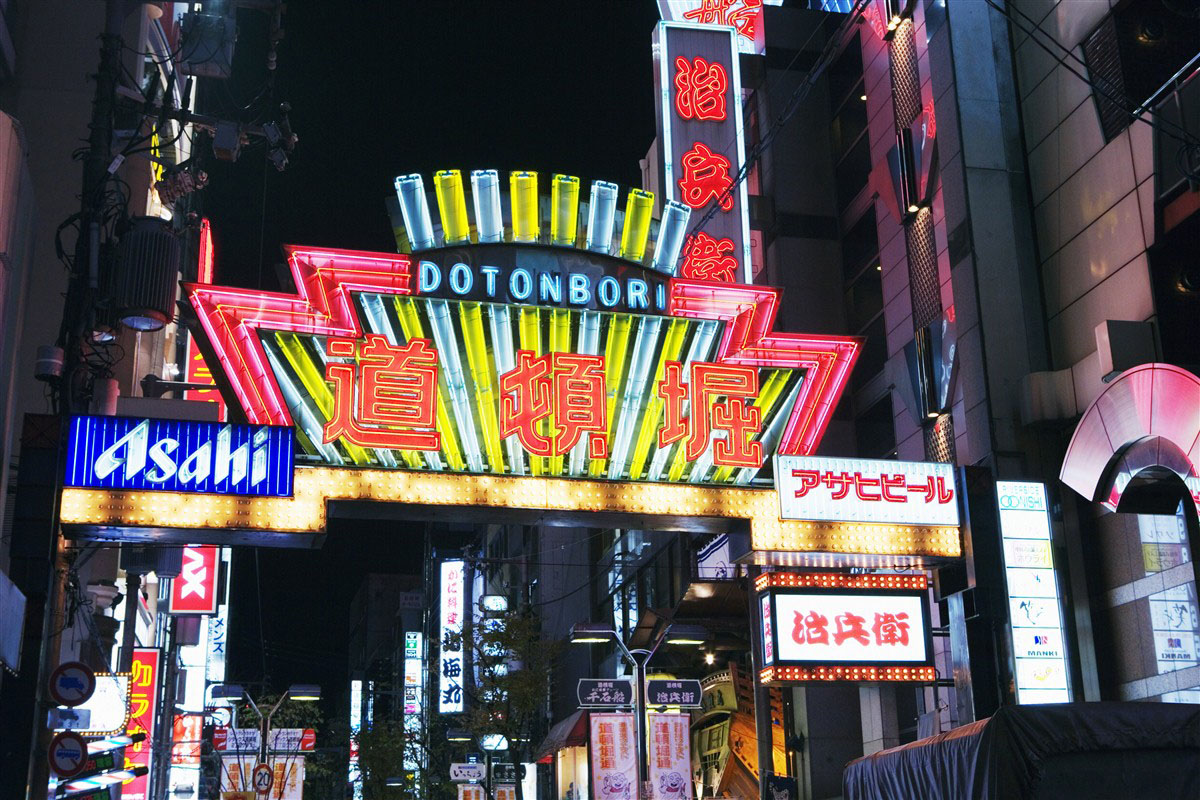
top-left (212, 682), bottom-right (322, 766)
top-left (446, 728), bottom-right (473, 742)
top-left (569, 622), bottom-right (709, 799)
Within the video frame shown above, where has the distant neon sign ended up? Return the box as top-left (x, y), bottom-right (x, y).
top-left (65, 416), bottom-right (293, 497)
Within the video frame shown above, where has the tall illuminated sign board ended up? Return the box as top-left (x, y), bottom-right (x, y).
top-left (996, 482), bottom-right (1071, 703)
top-left (439, 560), bottom-right (465, 713)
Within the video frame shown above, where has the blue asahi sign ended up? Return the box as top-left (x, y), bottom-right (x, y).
top-left (66, 416), bottom-right (294, 497)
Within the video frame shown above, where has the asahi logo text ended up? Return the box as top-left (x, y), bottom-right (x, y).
top-left (93, 420), bottom-right (270, 487)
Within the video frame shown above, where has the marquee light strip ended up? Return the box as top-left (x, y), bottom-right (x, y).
top-left (760, 666), bottom-right (937, 683)
top-left (60, 469), bottom-right (962, 558)
top-left (186, 248), bottom-right (859, 458)
top-left (752, 572), bottom-right (928, 592)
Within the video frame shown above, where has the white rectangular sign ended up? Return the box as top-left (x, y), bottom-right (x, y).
top-left (770, 593), bottom-right (929, 664)
top-left (589, 713), bottom-right (638, 800)
top-left (997, 481), bottom-right (1070, 704)
top-left (776, 455), bottom-right (959, 526)
top-left (439, 560), bottom-right (465, 714)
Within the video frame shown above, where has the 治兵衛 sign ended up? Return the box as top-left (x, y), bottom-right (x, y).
top-left (184, 240), bottom-right (861, 488)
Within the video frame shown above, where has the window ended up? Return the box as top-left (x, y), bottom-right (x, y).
top-left (835, 135), bottom-right (872, 211)
top-left (855, 394), bottom-right (896, 459)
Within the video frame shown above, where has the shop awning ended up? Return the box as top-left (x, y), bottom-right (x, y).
top-left (843, 702), bottom-right (1200, 800)
top-left (534, 710), bottom-right (589, 763)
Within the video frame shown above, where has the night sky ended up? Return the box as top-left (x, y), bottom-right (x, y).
top-left (213, 2), bottom-right (662, 719)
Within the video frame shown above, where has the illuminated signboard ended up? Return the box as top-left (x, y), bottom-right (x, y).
top-left (756, 573), bottom-right (934, 682)
top-left (65, 416), bottom-right (294, 497)
top-left (654, 21), bottom-right (752, 283)
top-left (404, 631), bottom-right (423, 771)
top-left (776, 455), bottom-right (959, 526)
top-left (439, 561), bottom-right (465, 713)
top-left (658, 1), bottom-right (767, 55)
top-left (169, 545), bottom-right (220, 615)
top-left (185, 243), bottom-right (859, 488)
top-left (996, 481), bottom-right (1071, 704)
top-left (125, 647), bottom-right (160, 800)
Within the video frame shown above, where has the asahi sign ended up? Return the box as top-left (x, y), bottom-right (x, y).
top-left (776, 455), bottom-right (959, 526)
top-left (65, 415), bottom-right (293, 496)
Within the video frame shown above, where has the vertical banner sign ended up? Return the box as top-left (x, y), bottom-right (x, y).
top-left (760, 594), bottom-right (774, 665)
top-left (349, 679), bottom-right (363, 799)
top-left (654, 21), bottom-right (751, 283)
top-left (996, 482), bottom-right (1071, 704)
top-left (403, 631), bottom-right (424, 770)
top-left (439, 560), bottom-right (465, 713)
top-left (649, 713), bottom-right (693, 800)
top-left (170, 545), bottom-right (220, 615)
top-left (458, 786), bottom-right (486, 800)
top-left (124, 647), bottom-right (161, 800)
top-left (589, 713), bottom-right (638, 800)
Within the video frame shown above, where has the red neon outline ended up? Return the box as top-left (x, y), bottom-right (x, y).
top-left (185, 247), bottom-right (858, 455)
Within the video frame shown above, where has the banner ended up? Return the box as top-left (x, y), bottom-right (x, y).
top-left (649, 713), bottom-right (692, 800)
top-left (221, 756), bottom-right (304, 800)
top-left (124, 648), bottom-right (161, 800)
top-left (457, 785), bottom-right (485, 800)
top-left (589, 712), bottom-right (638, 800)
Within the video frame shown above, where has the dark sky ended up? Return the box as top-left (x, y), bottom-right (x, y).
top-left (217, 1), bottom-right (662, 717)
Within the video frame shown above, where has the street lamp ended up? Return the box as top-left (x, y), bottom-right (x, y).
top-left (446, 727), bottom-right (505, 800)
top-left (569, 622), bottom-right (709, 799)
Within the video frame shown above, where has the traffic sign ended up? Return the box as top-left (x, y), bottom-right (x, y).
top-left (645, 679), bottom-right (703, 707)
top-left (252, 762), bottom-right (273, 796)
top-left (450, 762), bottom-right (486, 782)
top-left (48, 661), bottom-right (96, 707)
top-left (577, 678), bottom-right (634, 707)
top-left (48, 730), bottom-right (88, 778)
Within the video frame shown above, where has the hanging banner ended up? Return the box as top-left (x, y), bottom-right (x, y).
top-left (589, 712), bottom-right (638, 800)
top-left (649, 713), bottom-right (693, 800)
top-left (457, 785), bottom-right (485, 800)
top-left (124, 647), bottom-right (161, 800)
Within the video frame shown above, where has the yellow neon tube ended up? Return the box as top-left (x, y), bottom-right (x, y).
top-left (392, 296), bottom-right (466, 471)
top-left (550, 174), bottom-right (580, 246)
top-left (460, 302), bottom-right (506, 474)
top-left (510, 171), bottom-right (540, 242)
top-left (519, 306), bottom-right (544, 476)
top-left (274, 333), bottom-right (374, 466)
top-left (590, 314), bottom-right (632, 477)
top-left (434, 169), bottom-right (471, 245)
top-left (618, 189), bottom-right (654, 262)
top-left (710, 368), bottom-right (788, 484)
top-left (548, 308), bottom-right (572, 476)
top-left (627, 319), bottom-right (687, 480)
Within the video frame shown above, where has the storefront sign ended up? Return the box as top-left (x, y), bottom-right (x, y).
top-left (53, 673), bottom-right (129, 735)
top-left (450, 763), bottom-right (486, 782)
top-left (171, 713), bottom-right (204, 765)
top-left (221, 758), bottom-right (304, 800)
top-left (654, 21), bottom-right (751, 283)
top-left (589, 713), bottom-right (638, 800)
top-left (170, 545), bottom-right (221, 615)
top-left (997, 481), bottom-right (1071, 704)
top-left (776, 455), bottom-right (959, 526)
top-left (457, 785), bottom-right (485, 800)
top-left (756, 574), bottom-right (934, 682)
top-left (648, 713), bottom-right (692, 800)
top-left (645, 679), bottom-right (702, 707)
top-left (439, 560), bottom-right (465, 713)
top-left (403, 631), bottom-right (423, 769)
top-left (124, 647), bottom-right (161, 800)
top-left (577, 678), bottom-right (634, 707)
top-left (65, 416), bottom-right (293, 496)
top-left (212, 727), bottom-right (315, 752)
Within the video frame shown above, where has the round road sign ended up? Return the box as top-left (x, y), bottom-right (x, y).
top-left (48, 661), bottom-right (96, 708)
top-left (48, 731), bottom-right (89, 779)
top-left (253, 762), bottom-right (273, 795)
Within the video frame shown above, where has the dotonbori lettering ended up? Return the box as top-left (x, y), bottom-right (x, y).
top-left (416, 260), bottom-right (670, 313)
top-left (93, 420), bottom-right (271, 488)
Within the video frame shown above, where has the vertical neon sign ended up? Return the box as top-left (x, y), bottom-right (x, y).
top-left (439, 560), bottom-right (465, 713)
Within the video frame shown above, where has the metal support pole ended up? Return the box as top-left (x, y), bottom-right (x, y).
top-left (632, 651), bottom-right (649, 800)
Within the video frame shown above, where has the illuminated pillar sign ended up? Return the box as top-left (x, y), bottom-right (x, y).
top-left (439, 560), bottom-right (465, 713)
top-left (657, 1), bottom-right (766, 55)
top-left (124, 647), bottom-right (161, 800)
top-left (65, 416), bottom-right (294, 496)
top-left (349, 678), bottom-right (363, 800)
top-left (996, 482), bottom-right (1071, 704)
top-left (169, 545), bottom-right (220, 615)
top-left (404, 631), bottom-right (423, 771)
top-left (654, 21), bottom-right (752, 283)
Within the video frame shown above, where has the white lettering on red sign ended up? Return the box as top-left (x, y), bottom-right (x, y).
top-left (170, 546), bottom-right (220, 615)
top-left (775, 456), bottom-right (959, 526)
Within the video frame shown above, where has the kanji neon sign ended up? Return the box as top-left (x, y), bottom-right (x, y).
top-left (674, 56), bottom-right (728, 121)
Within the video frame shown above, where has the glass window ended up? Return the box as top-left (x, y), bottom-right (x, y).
top-left (841, 208), bottom-right (879, 282)
top-left (855, 393), bottom-right (896, 459)
top-left (831, 83), bottom-right (868, 162)
top-left (846, 265), bottom-right (884, 333)
top-left (851, 316), bottom-right (887, 393)
top-left (828, 32), bottom-right (864, 109)
top-left (835, 135), bottom-right (872, 211)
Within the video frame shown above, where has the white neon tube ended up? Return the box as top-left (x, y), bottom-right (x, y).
top-left (608, 317), bottom-right (662, 479)
top-left (487, 304), bottom-right (525, 475)
top-left (471, 169), bottom-right (504, 243)
top-left (395, 174), bottom-right (436, 251)
top-left (651, 200), bottom-right (691, 275)
top-left (585, 180), bottom-right (618, 255)
top-left (427, 299), bottom-right (484, 472)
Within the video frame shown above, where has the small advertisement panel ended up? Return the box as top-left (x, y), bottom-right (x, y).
top-left (776, 455), bottom-right (959, 526)
top-left (648, 713), bottom-right (693, 800)
top-left (65, 415), bottom-right (294, 496)
top-left (170, 545), bottom-right (221, 615)
top-left (124, 647), bottom-right (161, 800)
top-left (589, 713), bottom-right (638, 800)
top-left (996, 481), bottom-right (1071, 704)
top-left (755, 573), bottom-right (934, 682)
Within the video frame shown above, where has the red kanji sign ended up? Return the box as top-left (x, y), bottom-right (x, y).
top-left (682, 0), bottom-right (763, 40)
top-left (499, 351), bottom-right (608, 458)
top-left (657, 360), bottom-right (762, 467)
top-left (679, 231), bottom-right (739, 282)
top-left (677, 142), bottom-right (735, 211)
top-left (325, 334), bottom-right (441, 451)
top-left (674, 56), bottom-right (728, 121)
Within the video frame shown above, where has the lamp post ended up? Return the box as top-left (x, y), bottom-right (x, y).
top-left (570, 623), bottom-right (708, 800)
top-left (213, 683), bottom-right (321, 790)
top-left (448, 727), bottom-right (509, 800)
